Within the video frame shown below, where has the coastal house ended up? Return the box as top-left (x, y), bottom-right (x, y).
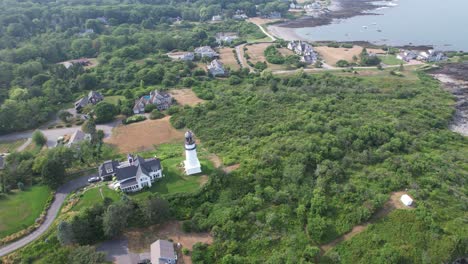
top-left (98, 154), bottom-right (163, 193)
top-left (151, 240), bottom-right (177, 264)
top-left (133, 90), bottom-right (173, 114)
top-left (60, 58), bottom-right (92, 69)
top-left (287, 40), bottom-right (318, 64)
top-left (397, 50), bottom-right (418, 62)
top-left (418, 50), bottom-right (447, 62)
top-left (194, 46), bottom-right (218, 58)
top-left (74, 91), bottom-right (104, 112)
top-left (167, 52), bottom-right (195, 61)
top-left (66, 130), bottom-right (91, 148)
top-left (215, 32), bottom-right (239, 45)
top-left (208, 59), bottom-right (226, 77)
top-left (265, 11), bottom-right (282, 19)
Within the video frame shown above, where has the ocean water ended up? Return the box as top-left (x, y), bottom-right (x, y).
top-left (295, 0), bottom-right (468, 51)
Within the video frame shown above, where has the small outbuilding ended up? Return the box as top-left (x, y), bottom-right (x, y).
top-left (400, 194), bottom-right (413, 206)
top-left (151, 239), bottom-right (177, 264)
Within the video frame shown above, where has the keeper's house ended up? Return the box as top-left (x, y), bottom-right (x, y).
top-left (99, 154), bottom-right (162, 192)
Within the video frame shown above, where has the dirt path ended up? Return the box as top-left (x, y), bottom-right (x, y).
top-left (247, 18), bottom-right (278, 41)
top-left (320, 191), bottom-right (413, 253)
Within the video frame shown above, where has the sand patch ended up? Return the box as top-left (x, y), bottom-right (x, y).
top-left (218, 48), bottom-right (240, 70)
top-left (223, 164), bottom-right (240, 173)
top-left (170, 89), bottom-right (205, 107)
top-left (104, 116), bottom-right (184, 153)
top-left (315, 46), bottom-right (385, 66)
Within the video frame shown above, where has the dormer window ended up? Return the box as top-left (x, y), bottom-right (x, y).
top-left (106, 168), bottom-right (113, 173)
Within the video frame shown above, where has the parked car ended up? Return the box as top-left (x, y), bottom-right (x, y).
top-left (87, 176), bottom-right (101, 183)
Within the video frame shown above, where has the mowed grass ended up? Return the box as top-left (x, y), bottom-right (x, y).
top-left (0, 139), bottom-right (26, 153)
top-left (380, 54), bottom-right (403, 65)
top-left (0, 185), bottom-right (51, 238)
top-left (103, 95), bottom-right (125, 105)
top-left (72, 185), bottom-right (121, 211)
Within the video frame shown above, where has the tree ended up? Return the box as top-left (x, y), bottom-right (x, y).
top-left (149, 109), bottom-right (164, 120)
top-left (302, 246), bottom-right (320, 262)
top-left (41, 158), bottom-right (65, 188)
top-left (94, 102), bottom-right (117, 123)
top-left (144, 197), bottom-right (170, 224)
top-left (103, 202), bottom-right (131, 238)
top-left (57, 221), bottom-right (75, 245)
top-left (82, 118), bottom-right (97, 143)
top-left (58, 110), bottom-right (72, 123)
top-left (32, 130), bottom-right (47, 146)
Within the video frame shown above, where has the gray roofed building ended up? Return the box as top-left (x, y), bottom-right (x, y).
top-left (66, 130), bottom-right (91, 147)
top-left (151, 240), bottom-right (177, 264)
top-left (194, 46), bottom-right (218, 58)
top-left (98, 155), bottom-right (163, 192)
top-left (207, 59), bottom-right (226, 77)
top-left (75, 91), bottom-right (104, 112)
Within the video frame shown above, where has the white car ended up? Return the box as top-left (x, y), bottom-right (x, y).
top-left (87, 176), bottom-right (101, 183)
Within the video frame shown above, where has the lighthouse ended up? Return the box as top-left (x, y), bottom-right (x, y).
top-left (184, 130), bottom-right (202, 175)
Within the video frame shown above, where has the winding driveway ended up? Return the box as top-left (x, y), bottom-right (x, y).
top-left (0, 175), bottom-right (92, 257)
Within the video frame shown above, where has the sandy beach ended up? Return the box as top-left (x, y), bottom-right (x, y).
top-left (267, 25), bottom-right (303, 41)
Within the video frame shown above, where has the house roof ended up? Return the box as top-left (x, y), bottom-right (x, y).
top-left (195, 46), bottom-right (216, 54)
top-left (151, 240), bottom-right (176, 264)
top-left (120, 178), bottom-right (138, 188)
top-left (68, 130), bottom-right (89, 146)
top-left (99, 156), bottom-right (161, 181)
top-left (98, 160), bottom-right (119, 177)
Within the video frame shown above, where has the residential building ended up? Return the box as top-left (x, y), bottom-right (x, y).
top-left (215, 32), bottom-right (239, 45)
top-left (266, 11), bottom-right (282, 19)
top-left (287, 40), bottom-right (318, 64)
top-left (98, 154), bottom-right (163, 192)
top-left (212, 15), bottom-right (222, 21)
top-left (233, 10), bottom-right (248, 20)
top-left (66, 130), bottom-right (91, 148)
top-left (194, 46), bottom-right (218, 58)
top-left (167, 52), bottom-right (194, 61)
top-left (133, 90), bottom-right (173, 114)
top-left (151, 240), bottom-right (177, 264)
top-left (207, 59), bottom-right (226, 77)
top-left (397, 50), bottom-right (418, 62)
top-left (74, 91), bottom-right (104, 112)
top-left (418, 50), bottom-right (447, 62)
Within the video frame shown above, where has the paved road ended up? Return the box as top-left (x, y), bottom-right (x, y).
top-left (0, 175), bottom-right (92, 257)
top-left (0, 119), bottom-right (120, 148)
top-left (97, 238), bottom-right (150, 264)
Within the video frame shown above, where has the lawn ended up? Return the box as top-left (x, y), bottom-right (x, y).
top-left (0, 185), bottom-right (51, 239)
top-left (103, 95), bottom-right (125, 105)
top-left (72, 185), bottom-right (121, 211)
top-left (0, 139), bottom-right (26, 153)
top-left (379, 54), bottom-right (403, 65)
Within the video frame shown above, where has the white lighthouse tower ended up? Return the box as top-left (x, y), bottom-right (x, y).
top-left (184, 130), bottom-right (202, 175)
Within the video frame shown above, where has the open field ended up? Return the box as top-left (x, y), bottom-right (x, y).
top-left (104, 116), bottom-right (184, 153)
top-left (246, 43), bottom-right (283, 70)
top-left (72, 185), bottom-right (121, 212)
top-left (170, 89), bottom-right (205, 107)
top-left (103, 95), bottom-right (125, 105)
top-left (126, 221), bottom-right (213, 264)
top-left (0, 186), bottom-right (51, 239)
top-left (379, 54), bottom-right (403, 65)
top-left (315, 46), bottom-right (386, 65)
top-left (0, 139), bottom-right (26, 153)
top-left (218, 47), bottom-right (240, 70)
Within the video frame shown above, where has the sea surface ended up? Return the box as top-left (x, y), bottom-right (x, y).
top-left (295, 0), bottom-right (468, 51)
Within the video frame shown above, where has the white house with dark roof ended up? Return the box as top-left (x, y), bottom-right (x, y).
top-left (151, 240), bottom-right (177, 264)
top-left (194, 46), bottom-right (218, 58)
top-left (215, 32), bottom-right (238, 45)
top-left (98, 154), bottom-right (163, 192)
top-left (133, 90), bottom-right (173, 114)
top-left (287, 40), bottom-right (318, 64)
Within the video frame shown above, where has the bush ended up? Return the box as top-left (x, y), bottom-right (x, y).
top-left (149, 110), bottom-right (165, 120)
top-left (144, 104), bottom-right (156, 113)
top-left (182, 248), bottom-right (190, 255)
top-left (166, 106), bottom-right (180, 115)
top-left (32, 130), bottom-right (47, 146)
top-left (17, 182), bottom-right (25, 191)
top-left (336, 60), bottom-right (350, 67)
top-left (264, 45), bottom-right (285, 64)
top-left (123, 115), bottom-right (147, 125)
top-left (341, 43), bottom-right (354, 48)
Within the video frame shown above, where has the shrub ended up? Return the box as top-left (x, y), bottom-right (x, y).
top-left (336, 60), bottom-right (350, 67)
top-left (149, 110), bottom-right (165, 120)
top-left (32, 130), bottom-right (47, 146)
top-left (264, 45), bottom-right (285, 64)
top-left (123, 115), bottom-right (146, 125)
top-left (17, 182), bottom-right (25, 191)
top-left (182, 248), bottom-right (190, 255)
top-left (144, 104), bottom-right (156, 113)
top-left (341, 43), bottom-right (354, 48)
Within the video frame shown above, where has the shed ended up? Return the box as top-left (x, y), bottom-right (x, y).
top-left (400, 194), bottom-right (413, 206)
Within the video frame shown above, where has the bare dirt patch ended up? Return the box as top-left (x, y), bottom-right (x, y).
top-left (320, 191), bottom-right (413, 253)
top-left (198, 175), bottom-right (209, 186)
top-left (104, 116), bottom-right (184, 153)
top-left (218, 47), bottom-right (240, 70)
top-left (278, 47), bottom-right (294, 56)
top-left (315, 46), bottom-right (385, 66)
top-left (248, 17), bottom-right (283, 26)
top-left (126, 221), bottom-right (213, 264)
top-left (170, 89), bottom-right (205, 107)
top-left (223, 164), bottom-right (240, 173)
top-left (207, 153), bottom-right (222, 168)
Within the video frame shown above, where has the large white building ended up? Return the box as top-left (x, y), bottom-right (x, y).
top-left (184, 131), bottom-right (202, 175)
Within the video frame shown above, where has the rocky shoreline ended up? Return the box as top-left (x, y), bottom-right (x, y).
top-left (430, 63), bottom-right (468, 136)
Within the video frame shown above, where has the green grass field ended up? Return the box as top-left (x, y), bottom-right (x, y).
top-left (103, 95), bottom-right (125, 105)
top-left (379, 54), bottom-right (403, 65)
top-left (0, 139), bottom-right (26, 153)
top-left (0, 185), bottom-right (51, 238)
top-left (72, 185), bottom-right (121, 211)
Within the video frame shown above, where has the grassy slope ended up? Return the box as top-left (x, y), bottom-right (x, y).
top-left (0, 139), bottom-right (26, 153)
top-left (72, 186), bottom-right (121, 212)
top-left (0, 186), bottom-right (51, 238)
